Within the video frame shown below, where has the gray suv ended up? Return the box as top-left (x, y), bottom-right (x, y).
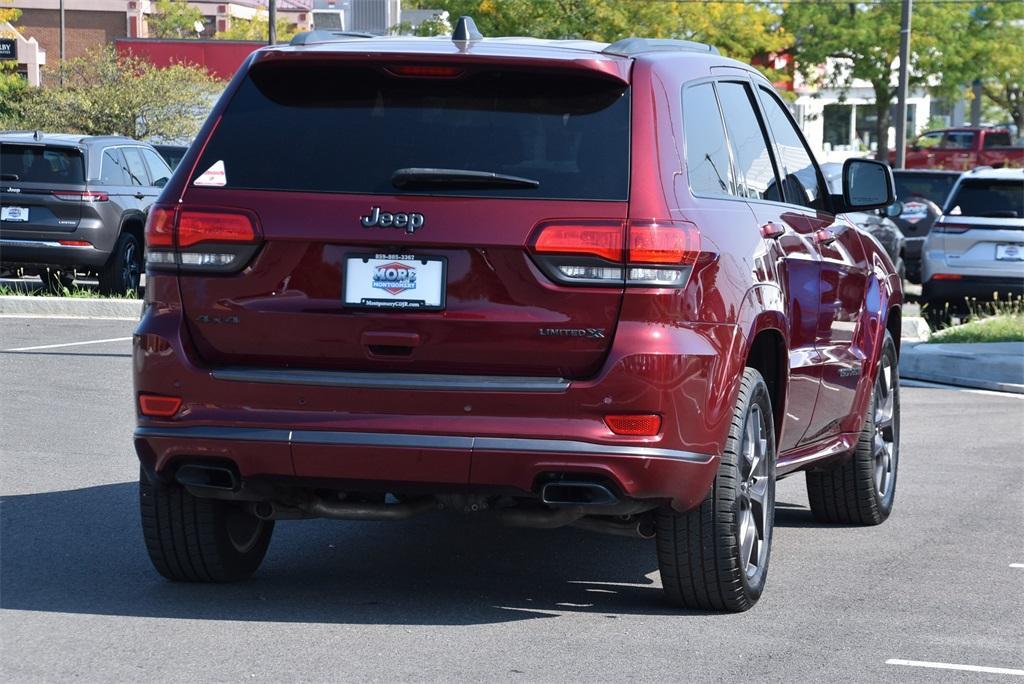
top-left (1, 132), bottom-right (172, 294)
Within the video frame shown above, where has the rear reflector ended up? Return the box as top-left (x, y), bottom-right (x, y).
top-left (52, 191), bottom-right (108, 202)
top-left (931, 273), bottom-right (963, 280)
top-left (604, 414), bottom-right (662, 436)
top-left (533, 222), bottom-right (624, 262)
top-left (58, 240), bottom-right (91, 247)
top-left (138, 394), bottom-right (182, 417)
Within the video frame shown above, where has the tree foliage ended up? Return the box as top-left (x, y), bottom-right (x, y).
top-left (148, 0), bottom-right (205, 39)
top-left (216, 15), bottom-right (300, 42)
top-left (961, 2), bottom-right (1024, 131)
top-left (0, 1), bottom-right (26, 119)
top-left (403, 0), bottom-right (788, 72)
top-left (1, 46), bottom-right (222, 141)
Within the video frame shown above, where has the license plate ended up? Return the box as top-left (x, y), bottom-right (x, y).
top-left (1, 206), bottom-right (29, 222)
top-left (996, 244), bottom-right (1024, 261)
top-left (344, 254), bottom-right (446, 310)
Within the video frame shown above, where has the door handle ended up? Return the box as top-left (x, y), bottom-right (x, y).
top-left (134, 192), bottom-right (146, 200)
top-left (814, 228), bottom-right (838, 246)
top-left (760, 222), bottom-right (785, 239)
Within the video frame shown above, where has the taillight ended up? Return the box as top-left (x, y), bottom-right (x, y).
top-left (145, 205), bottom-right (261, 273)
top-left (529, 219), bottom-right (700, 287)
top-left (933, 222), bottom-right (971, 234)
top-left (386, 65), bottom-right (465, 78)
top-left (52, 190), bottom-right (108, 202)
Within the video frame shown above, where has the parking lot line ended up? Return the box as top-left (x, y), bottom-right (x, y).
top-left (4, 336), bottom-right (133, 352)
top-left (886, 659), bottom-right (1024, 677)
top-left (1010, 563), bottom-right (1024, 569)
top-left (900, 378), bottom-right (1024, 399)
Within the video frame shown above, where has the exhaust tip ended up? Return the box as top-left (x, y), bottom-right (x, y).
top-left (541, 481), bottom-right (618, 506)
top-left (175, 464), bottom-right (239, 492)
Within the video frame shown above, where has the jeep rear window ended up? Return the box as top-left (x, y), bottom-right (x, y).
top-left (947, 179), bottom-right (1024, 218)
top-left (0, 144), bottom-right (85, 184)
top-left (894, 172), bottom-right (959, 205)
top-left (194, 63), bottom-right (630, 200)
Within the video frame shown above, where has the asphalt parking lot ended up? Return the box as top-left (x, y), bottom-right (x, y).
top-left (1, 316), bottom-right (1022, 682)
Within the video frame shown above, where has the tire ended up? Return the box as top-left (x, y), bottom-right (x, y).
top-left (39, 268), bottom-right (74, 294)
top-left (99, 231), bottom-right (142, 296)
top-left (806, 331), bottom-right (899, 525)
top-left (139, 468), bottom-right (274, 582)
top-left (656, 367), bottom-right (776, 612)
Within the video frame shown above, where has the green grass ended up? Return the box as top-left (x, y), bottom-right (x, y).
top-left (928, 314), bottom-right (1024, 344)
top-left (0, 284), bottom-right (140, 299)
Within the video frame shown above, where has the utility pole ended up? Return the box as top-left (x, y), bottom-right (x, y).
top-left (894, 0), bottom-right (912, 169)
top-left (268, 0), bottom-right (277, 45)
top-left (58, 0), bottom-right (65, 85)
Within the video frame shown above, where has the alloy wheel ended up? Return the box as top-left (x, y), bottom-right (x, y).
top-left (122, 239), bottom-right (140, 293)
top-left (872, 355), bottom-right (898, 498)
top-left (737, 403), bottom-right (771, 578)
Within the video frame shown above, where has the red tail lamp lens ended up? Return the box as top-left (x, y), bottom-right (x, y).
top-left (604, 414), bottom-right (662, 436)
top-left (139, 394), bottom-right (182, 417)
top-left (388, 65), bottom-right (464, 78)
top-left (52, 190), bottom-right (108, 202)
top-left (533, 222), bottom-right (625, 262)
top-left (628, 223), bottom-right (700, 264)
top-left (931, 273), bottom-right (963, 281)
top-left (177, 210), bottom-right (257, 248)
top-left (145, 206), bottom-right (176, 247)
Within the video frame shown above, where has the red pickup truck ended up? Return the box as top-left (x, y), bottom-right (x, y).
top-left (894, 127), bottom-right (1024, 170)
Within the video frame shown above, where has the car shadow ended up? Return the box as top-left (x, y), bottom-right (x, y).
top-left (1, 482), bottom-right (713, 625)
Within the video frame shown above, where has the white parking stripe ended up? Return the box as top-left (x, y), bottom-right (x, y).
top-left (886, 659), bottom-right (1024, 676)
top-left (5, 336), bottom-right (132, 352)
top-left (1010, 563), bottom-right (1024, 568)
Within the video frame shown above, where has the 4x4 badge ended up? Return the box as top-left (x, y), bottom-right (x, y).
top-left (361, 206), bottom-right (424, 234)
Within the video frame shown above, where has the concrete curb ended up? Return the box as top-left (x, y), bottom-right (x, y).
top-left (899, 341), bottom-right (1024, 394)
top-left (0, 295), bottom-right (142, 320)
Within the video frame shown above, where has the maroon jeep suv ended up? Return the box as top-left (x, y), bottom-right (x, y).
top-left (134, 19), bottom-right (902, 612)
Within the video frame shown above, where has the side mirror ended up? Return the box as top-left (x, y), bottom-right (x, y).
top-left (885, 201), bottom-right (903, 219)
top-left (154, 177), bottom-right (168, 188)
top-left (841, 158), bottom-right (895, 212)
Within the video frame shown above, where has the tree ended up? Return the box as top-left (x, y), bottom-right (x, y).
top-left (782, 0), bottom-right (976, 160)
top-left (216, 14), bottom-right (299, 42)
top-left (3, 46), bottom-right (222, 140)
top-left (402, 1), bottom-right (789, 74)
top-left (0, 0), bottom-right (26, 120)
top-left (148, 0), bottom-right (204, 39)
top-left (965, 3), bottom-right (1024, 132)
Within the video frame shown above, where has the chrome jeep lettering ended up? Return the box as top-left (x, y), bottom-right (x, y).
top-left (360, 207), bottom-right (425, 234)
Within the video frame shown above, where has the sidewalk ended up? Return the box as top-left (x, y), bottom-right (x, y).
top-left (899, 341), bottom-right (1024, 394)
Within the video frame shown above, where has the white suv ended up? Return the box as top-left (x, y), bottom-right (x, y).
top-left (921, 167), bottom-right (1024, 317)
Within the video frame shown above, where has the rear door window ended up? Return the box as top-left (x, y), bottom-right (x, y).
top-left (0, 144), bottom-right (85, 184)
top-left (682, 83), bottom-right (734, 198)
top-left (194, 64), bottom-right (630, 200)
top-left (121, 147), bottom-right (150, 186)
top-left (943, 131), bottom-right (976, 149)
top-left (983, 132), bottom-right (1012, 148)
top-left (100, 149), bottom-right (129, 185)
top-left (757, 87), bottom-right (828, 212)
top-left (716, 81), bottom-right (782, 202)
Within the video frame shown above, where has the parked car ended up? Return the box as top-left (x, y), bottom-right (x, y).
top-left (0, 132), bottom-right (172, 294)
top-left (891, 169), bottom-right (962, 283)
top-left (891, 127), bottom-right (1024, 170)
top-left (134, 20), bottom-right (903, 612)
top-left (153, 144), bottom-right (189, 170)
top-left (822, 162), bottom-right (906, 279)
top-left (921, 167), bottom-right (1024, 322)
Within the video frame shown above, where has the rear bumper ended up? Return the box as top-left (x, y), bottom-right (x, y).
top-left (0, 238), bottom-right (111, 269)
top-left (923, 275), bottom-right (1024, 303)
top-left (134, 425), bottom-right (717, 511)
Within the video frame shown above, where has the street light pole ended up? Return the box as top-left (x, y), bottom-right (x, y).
top-left (894, 0), bottom-right (913, 169)
top-left (268, 0), bottom-right (277, 45)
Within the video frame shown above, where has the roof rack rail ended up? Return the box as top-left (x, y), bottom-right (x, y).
top-left (289, 30), bottom-right (376, 46)
top-left (602, 38), bottom-right (719, 57)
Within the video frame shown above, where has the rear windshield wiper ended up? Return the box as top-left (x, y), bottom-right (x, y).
top-left (392, 167), bottom-right (540, 190)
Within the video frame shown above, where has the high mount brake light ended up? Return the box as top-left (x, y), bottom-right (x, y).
top-left (530, 219), bottom-right (700, 287)
top-left (144, 206), bottom-right (261, 273)
top-left (386, 65), bottom-right (465, 78)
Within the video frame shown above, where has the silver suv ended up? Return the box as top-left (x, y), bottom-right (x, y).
top-left (921, 167), bottom-right (1024, 318)
top-left (1, 132), bottom-right (173, 294)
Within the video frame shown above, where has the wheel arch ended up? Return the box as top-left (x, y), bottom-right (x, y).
top-left (732, 284), bottom-right (790, 445)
